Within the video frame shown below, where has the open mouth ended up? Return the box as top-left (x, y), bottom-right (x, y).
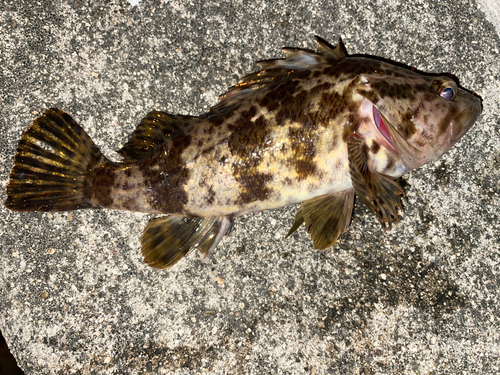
top-left (373, 105), bottom-right (397, 152)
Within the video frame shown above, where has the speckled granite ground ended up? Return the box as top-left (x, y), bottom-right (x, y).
top-left (0, 0), bottom-right (499, 374)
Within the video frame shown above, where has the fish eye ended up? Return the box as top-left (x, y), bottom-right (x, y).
top-left (440, 87), bottom-right (455, 101)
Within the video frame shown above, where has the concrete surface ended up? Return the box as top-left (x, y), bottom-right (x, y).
top-left (0, 0), bottom-right (499, 374)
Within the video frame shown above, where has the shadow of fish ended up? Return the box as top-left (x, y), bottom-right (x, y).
top-left (5, 37), bottom-right (482, 269)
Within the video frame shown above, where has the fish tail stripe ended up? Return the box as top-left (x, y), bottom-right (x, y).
top-left (7, 175), bottom-right (80, 190)
top-left (13, 156), bottom-right (81, 178)
top-left (8, 188), bottom-right (83, 198)
top-left (17, 138), bottom-right (78, 167)
top-left (5, 108), bottom-right (103, 212)
top-left (25, 121), bottom-right (77, 159)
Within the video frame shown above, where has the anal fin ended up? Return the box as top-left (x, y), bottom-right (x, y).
top-left (347, 136), bottom-right (406, 231)
top-left (141, 215), bottom-right (232, 269)
top-left (286, 189), bottom-right (355, 250)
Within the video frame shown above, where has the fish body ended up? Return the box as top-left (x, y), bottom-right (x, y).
top-left (5, 38), bottom-right (481, 268)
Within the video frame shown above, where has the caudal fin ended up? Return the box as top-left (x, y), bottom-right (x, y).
top-left (5, 108), bottom-right (103, 212)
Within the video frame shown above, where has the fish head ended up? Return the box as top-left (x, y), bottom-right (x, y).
top-left (356, 72), bottom-right (482, 169)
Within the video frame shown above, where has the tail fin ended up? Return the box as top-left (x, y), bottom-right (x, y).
top-left (5, 108), bottom-right (104, 212)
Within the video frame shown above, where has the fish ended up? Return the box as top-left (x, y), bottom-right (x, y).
top-left (5, 37), bottom-right (482, 269)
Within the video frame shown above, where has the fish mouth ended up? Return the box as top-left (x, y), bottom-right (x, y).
top-left (450, 105), bottom-right (481, 143)
top-left (372, 105), bottom-right (397, 153)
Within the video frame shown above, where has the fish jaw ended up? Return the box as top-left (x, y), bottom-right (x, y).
top-left (448, 94), bottom-right (482, 144)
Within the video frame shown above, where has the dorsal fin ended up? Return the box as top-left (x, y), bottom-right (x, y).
top-left (206, 37), bottom-right (347, 118)
top-left (314, 36), bottom-right (347, 61)
top-left (117, 111), bottom-right (196, 161)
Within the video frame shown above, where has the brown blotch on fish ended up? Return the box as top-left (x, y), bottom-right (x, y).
top-left (140, 134), bottom-right (192, 213)
top-left (312, 69), bottom-right (324, 78)
top-left (294, 160), bottom-right (318, 181)
top-left (370, 141), bottom-right (381, 154)
top-left (383, 155), bottom-right (396, 173)
top-left (316, 90), bottom-right (346, 126)
top-left (208, 116), bottom-right (224, 127)
top-left (276, 83), bottom-right (349, 129)
top-left (236, 171), bottom-right (274, 205)
top-left (333, 158), bottom-right (344, 173)
top-left (326, 58), bottom-right (382, 77)
top-left (400, 112), bottom-right (418, 139)
top-left (243, 105), bottom-right (257, 119)
top-left (206, 185), bottom-right (216, 205)
top-left (372, 81), bottom-right (416, 101)
top-left (257, 90), bottom-right (281, 110)
top-left (292, 69), bottom-right (312, 80)
top-left (228, 115), bottom-right (270, 159)
top-left (361, 89), bottom-right (381, 105)
top-left (330, 134), bottom-right (339, 152)
top-left (90, 162), bottom-right (116, 208)
top-left (414, 83), bottom-right (428, 93)
top-left (288, 127), bottom-right (318, 180)
top-left (392, 70), bottom-right (411, 79)
top-left (228, 113), bottom-right (275, 205)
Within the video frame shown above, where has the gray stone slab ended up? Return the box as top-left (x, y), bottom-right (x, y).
top-left (0, 0), bottom-right (499, 374)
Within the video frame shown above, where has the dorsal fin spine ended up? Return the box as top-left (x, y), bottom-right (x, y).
top-left (313, 36), bottom-right (347, 61)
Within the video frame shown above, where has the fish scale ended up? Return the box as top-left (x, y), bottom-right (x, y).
top-left (5, 37), bottom-right (481, 269)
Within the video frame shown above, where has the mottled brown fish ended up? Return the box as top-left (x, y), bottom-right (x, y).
top-left (5, 37), bottom-right (481, 269)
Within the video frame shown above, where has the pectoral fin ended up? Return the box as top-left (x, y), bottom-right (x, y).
top-left (141, 216), bottom-right (232, 269)
top-left (287, 189), bottom-right (355, 250)
top-left (347, 136), bottom-right (406, 231)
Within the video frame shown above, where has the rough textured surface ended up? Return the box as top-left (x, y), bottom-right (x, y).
top-left (0, 0), bottom-right (499, 374)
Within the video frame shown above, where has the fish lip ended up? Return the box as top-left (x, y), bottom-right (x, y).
top-left (450, 105), bottom-right (480, 143)
top-left (372, 105), bottom-right (398, 153)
